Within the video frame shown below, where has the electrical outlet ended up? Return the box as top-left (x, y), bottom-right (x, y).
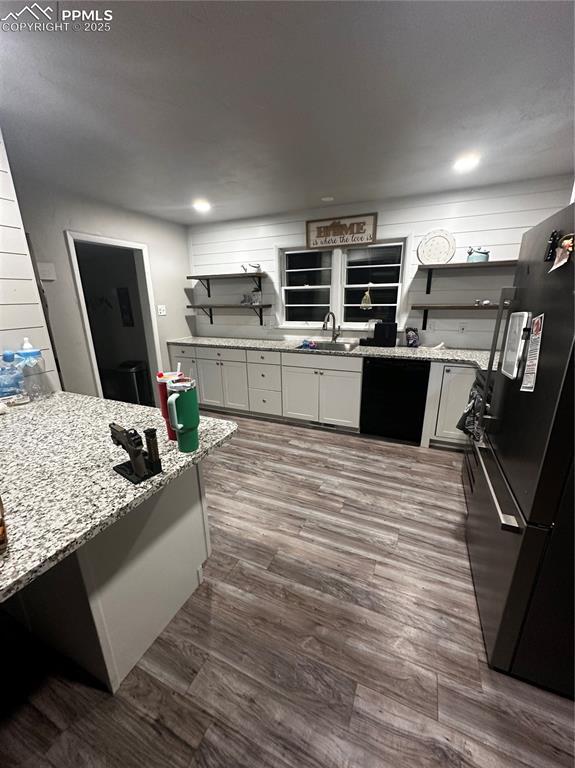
top-left (157, 305), bottom-right (167, 316)
top-left (458, 323), bottom-right (466, 334)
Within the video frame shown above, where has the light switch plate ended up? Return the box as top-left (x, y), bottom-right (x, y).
top-left (37, 262), bottom-right (57, 281)
top-left (157, 305), bottom-right (167, 316)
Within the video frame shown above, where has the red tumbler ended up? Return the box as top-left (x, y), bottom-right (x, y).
top-left (156, 370), bottom-right (183, 440)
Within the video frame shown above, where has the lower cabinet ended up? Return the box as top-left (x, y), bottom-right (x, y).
top-left (196, 359), bottom-right (249, 410)
top-left (197, 359), bottom-right (224, 407)
top-left (436, 365), bottom-right (476, 441)
top-left (221, 360), bottom-right (249, 411)
top-left (170, 355), bottom-right (197, 381)
top-left (248, 388), bottom-right (282, 416)
top-left (169, 354), bottom-right (202, 402)
top-left (422, 362), bottom-right (476, 446)
top-left (282, 366), bottom-right (319, 421)
top-left (319, 369), bottom-right (362, 429)
top-left (282, 365), bottom-right (361, 428)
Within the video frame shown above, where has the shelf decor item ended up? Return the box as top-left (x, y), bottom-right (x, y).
top-left (467, 246), bottom-right (490, 263)
top-left (405, 327), bottom-right (420, 347)
top-left (417, 230), bottom-right (456, 265)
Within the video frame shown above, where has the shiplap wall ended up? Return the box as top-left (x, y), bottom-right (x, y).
top-left (187, 175), bottom-right (571, 349)
top-left (0, 130), bottom-right (60, 395)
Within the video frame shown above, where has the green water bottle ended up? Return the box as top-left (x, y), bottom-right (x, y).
top-left (167, 377), bottom-right (200, 453)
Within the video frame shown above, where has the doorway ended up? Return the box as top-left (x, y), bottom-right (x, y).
top-left (66, 232), bottom-right (161, 406)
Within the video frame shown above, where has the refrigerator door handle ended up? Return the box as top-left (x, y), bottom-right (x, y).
top-left (476, 446), bottom-right (521, 532)
top-left (479, 286), bottom-right (516, 432)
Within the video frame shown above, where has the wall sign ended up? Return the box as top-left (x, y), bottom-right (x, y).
top-left (306, 213), bottom-right (378, 249)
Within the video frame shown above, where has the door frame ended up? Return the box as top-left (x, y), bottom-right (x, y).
top-left (64, 230), bottom-right (162, 402)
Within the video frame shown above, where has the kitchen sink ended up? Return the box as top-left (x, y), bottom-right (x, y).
top-left (298, 341), bottom-right (358, 352)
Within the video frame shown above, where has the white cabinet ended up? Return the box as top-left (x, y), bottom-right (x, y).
top-left (282, 366), bottom-right (319, 421)
top-left (197, 358), bottom-right (249, 411)
top-left (221, 360), bottom-right (249, 411)
top-left (248, 362), bottom-right (281, 391)
top-left (248, 388), bottom-right (282, 416)
top-left (170, 355), bottom-right (197, 381)
top-left (435, 365), bottom-right (476, 442)
top-left (319, 370), bottom-right (362, 429)
top-left (282, 362), bottom-right (362, 428)
top-left (197, 359), bottom-right (224, 407)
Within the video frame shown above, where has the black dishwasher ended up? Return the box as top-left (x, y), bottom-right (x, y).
top-left (360, 358), bottom-right (430, 444)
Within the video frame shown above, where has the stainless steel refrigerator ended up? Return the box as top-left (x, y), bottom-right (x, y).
top-left (463, 204), bottom-right (574, 698)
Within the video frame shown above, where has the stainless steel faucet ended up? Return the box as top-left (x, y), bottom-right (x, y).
top-left (322, 311), bottom-right (341, 343)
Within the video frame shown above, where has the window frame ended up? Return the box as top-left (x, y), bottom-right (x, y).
top-left (280, 247), bottom-right (335, 328)
top-left (340, 241), bottom-right (405, 330)
top-left (278, 240), bottom-right (405, 330)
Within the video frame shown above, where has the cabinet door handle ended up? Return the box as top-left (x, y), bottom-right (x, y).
top-left (217, 352), bottom-right (221, 357)
top-left (314, 370), bottom-right (318, 374)
top-left (319, 371), bottom-right (324, 375)
top-left (261, 373), bottom-right (265, 377)
top-left (260, 355), bottom-right (265, 360)
top-left (445, 368), bottom-right (451, 373)
top-left (262, 399), bottom-right (267, 403)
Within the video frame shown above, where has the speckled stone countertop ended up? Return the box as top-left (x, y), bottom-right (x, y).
top-left (0, 392), bottom-right (236, 603)
top-left (168, 335), bottom-right (492, 369)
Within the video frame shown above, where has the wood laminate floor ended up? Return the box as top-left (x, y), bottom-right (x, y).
top-left (1, 414), bottom-right (573, 767)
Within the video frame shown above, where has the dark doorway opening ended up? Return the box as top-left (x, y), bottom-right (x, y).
top-left (75, 242), bottom-right (154, 406)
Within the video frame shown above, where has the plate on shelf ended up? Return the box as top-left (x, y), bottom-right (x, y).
top-left (417, 229), bottom-right (456, 265)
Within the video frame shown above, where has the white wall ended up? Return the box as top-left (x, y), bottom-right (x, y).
top-left (187, 175), bottom-right (572, 349)
top-left (0, 130), bottom-right (61, 396)
top-left (14, 179), bottom-right (192, 396)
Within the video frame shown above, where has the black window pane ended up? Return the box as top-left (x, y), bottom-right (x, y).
top-left (286, 269), bottom-right (331, 287)
top-left (346, 266), bottom-right (400, 285)
top-left (285, 288), bottom-right (330, 305)
top-left (345, 287), bottom-right (398, 305)
top-left (347, 246), bottom-right (402, 267)
top-left (344, 305), bottom-right (397, 323)
top-left (286, 251), bottom-right (331, 270)
top-left (286, 305), bottom-right (329, 322)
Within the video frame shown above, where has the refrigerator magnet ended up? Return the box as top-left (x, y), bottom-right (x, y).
top-left (548, 233), bottom-right (573, 273)
top-left (520, 314), bottom-right (544, 393)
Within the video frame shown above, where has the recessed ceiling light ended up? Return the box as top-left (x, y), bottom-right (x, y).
top-left (321, 196), bottom-right (335, 202)
top-left (453, 153), bottom-right (481, 173)
top-left (192, 199), bottom-right (212, 213)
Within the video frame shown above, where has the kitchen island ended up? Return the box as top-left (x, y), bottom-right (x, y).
top-left (0, 392), bottom-right (236, 691)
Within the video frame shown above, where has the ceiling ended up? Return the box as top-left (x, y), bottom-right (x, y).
top-left (0, 1), bottom-right (573, 224)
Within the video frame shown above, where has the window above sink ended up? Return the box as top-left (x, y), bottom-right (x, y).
top-left (279, 242), bottom-right (405, 330)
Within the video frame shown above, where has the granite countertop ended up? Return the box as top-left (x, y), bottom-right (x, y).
top-left (168, 335), bottom-right (492, 369)
top-left (0, 392), bottom-right (236, 603)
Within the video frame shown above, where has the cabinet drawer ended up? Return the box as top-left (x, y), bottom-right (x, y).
top-left (281, 352), bottom-right (362, 373)
top-left (249, 388), bottom-right (282, 416)
top-left (247, 349), bottom-right (281, 365)
top-left (169, 345), bottom-right (196, 359)
top-left (195, 346), bottom-right (247, 362)
top-left (248, 362), bottom-right (281, 391)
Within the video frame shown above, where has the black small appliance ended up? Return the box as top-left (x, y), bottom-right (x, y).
top-left (359, 321), bottom-right (397, 348)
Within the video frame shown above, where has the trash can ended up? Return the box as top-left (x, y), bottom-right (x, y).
top-left (101, 360), bottom-right (154, 406)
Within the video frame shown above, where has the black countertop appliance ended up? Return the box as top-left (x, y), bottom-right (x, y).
top-left (464, 204), bottom-right (574, 698)
top-left (360, 321), bottom-right (397, 347)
